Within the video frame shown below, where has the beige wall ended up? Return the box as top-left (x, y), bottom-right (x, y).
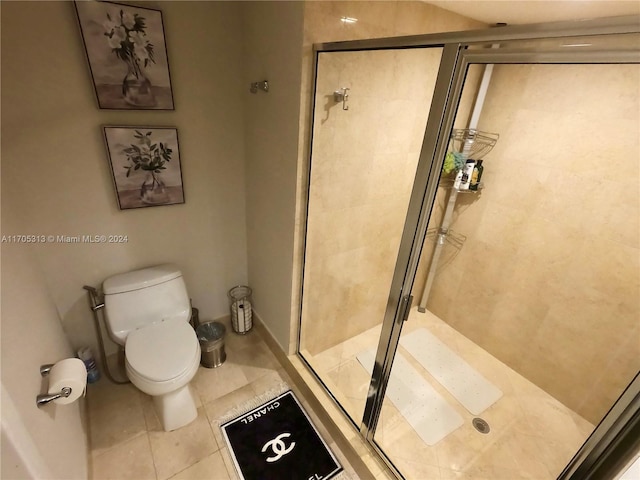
top-left (1, 1), bottom-right (247, 359)
top-left (1, 1), bottom-right (305, 473)
top-left (1, 206), bottom-right (88, 479)
top-left (297, 2), bottom-right (485, 356)
top-left (242, 1), bottom-right (305, 351)
top-left (425, 63), bottom-right (640, 423)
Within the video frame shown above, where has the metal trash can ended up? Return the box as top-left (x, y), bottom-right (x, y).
top-left (228, 285), bottom-right (253, 334)
top-left (196, 321), bottom-right (226, 368)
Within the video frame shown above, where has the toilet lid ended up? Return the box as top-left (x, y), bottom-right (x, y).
top-left (126, 318), bottom-right (199, 382)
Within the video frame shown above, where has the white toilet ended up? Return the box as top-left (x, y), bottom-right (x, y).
top-left (102, 264), bottom-right (201, 431)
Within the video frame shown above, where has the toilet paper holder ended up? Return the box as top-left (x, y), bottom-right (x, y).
top-left (36, 363), bottom-right (72, 408)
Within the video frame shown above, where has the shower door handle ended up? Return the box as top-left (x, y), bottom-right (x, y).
top-left (399, 294), bottom-right (413, 324)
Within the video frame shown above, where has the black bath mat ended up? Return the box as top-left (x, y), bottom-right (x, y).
top-left (221, 390), bottom-right (343, 480)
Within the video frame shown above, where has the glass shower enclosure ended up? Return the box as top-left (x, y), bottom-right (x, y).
top-left (298, 16), bottom-right (640, 480)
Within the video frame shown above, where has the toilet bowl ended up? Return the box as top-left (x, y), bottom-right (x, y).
top-left (102, 264), bottom-right (201, 432)
top-left (125, 318), bottom-right (201, 431)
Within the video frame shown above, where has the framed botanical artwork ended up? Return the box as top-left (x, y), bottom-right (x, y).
top-left (103, 126), bottom-right (184, 210)
top-left (75, 1), bottom-right (174, 110)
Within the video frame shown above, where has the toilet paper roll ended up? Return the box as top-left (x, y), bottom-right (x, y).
top-left (48, 358), bottom-right (87, 405)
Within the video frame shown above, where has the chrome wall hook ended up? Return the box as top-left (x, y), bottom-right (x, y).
top-left (250, 80), bottom-right (269, 94)
top-left (333, 87), bottom-right (350, 110)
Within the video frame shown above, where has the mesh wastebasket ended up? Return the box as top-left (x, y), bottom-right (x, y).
top-left (196, 321), bottom-right (226, 368)
top-left (228, 285), bottom-right (253, 334)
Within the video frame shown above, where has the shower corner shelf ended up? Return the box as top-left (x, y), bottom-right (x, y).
top-left (420, 128), bottom-right (499, 313)
top-left (460, 182), bottom-right (484, 193)
top-left (438, 178), bottom-right (484, 192)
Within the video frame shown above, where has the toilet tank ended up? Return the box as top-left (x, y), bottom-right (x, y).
top-left (103, 264), bottom-right (191, 345)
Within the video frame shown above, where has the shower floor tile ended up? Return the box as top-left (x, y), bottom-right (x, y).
top-left (309, 307), bottom-right (595, 480)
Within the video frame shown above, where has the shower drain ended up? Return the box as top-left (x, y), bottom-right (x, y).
top-left (472, 417), bottom-right (490, 434)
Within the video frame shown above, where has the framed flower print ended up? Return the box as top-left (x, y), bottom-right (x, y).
top-left (75, 1), bottom-right (174, 110)
top-left (103, 126), bottom-right (184, 209)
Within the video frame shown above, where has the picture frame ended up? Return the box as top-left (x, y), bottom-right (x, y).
top-left (103, 126), bottom-right (184, 210)
top-left (75, 1), bottom-right (174, 110)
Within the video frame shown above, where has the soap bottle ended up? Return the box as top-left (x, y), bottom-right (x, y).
top-left (459, 159), bottom-right (475, 190)
top-left (469, 159), bottom-right (484, 191)
top-left (453, 168), bottom-right (463, 189)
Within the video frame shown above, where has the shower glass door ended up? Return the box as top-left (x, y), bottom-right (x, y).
top-left (298, 46), bottom-right (446, 426)
top-left (299, 18), bottom-right (639, 480)
top-left (370, 35), bottom-right (640, 480)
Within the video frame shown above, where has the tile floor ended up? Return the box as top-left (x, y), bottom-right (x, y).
top-left (302, 307), bottom-right (596, 480)
top-left (87, 319), bottom-right (362, 480)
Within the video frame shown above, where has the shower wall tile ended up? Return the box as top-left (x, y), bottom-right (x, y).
top-left (425, 63), bottom-right (640, 423)
top-left (579, 327), bottom-right (640, 421)
top-left (600, 181), bottom-right (640, 248)
top-left (481, 161), bottom-right (552, 214)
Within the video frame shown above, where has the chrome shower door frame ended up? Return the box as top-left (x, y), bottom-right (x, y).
top-left (300, 15), bottom-right (640, 480)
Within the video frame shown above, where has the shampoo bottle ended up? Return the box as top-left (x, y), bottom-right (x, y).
top-left (469, 159), bottom-right (484, 191)
top-left (460, 159), bottom-right (475, 190)
top-left (453, 168), bottom-right (463, 189)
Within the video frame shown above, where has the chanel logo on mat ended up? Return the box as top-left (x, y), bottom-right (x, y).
top-left (261, 432), bottom-right (296, 463)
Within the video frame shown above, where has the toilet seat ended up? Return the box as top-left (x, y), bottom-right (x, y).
top-left (125, 318), bottom-right (199, 382)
